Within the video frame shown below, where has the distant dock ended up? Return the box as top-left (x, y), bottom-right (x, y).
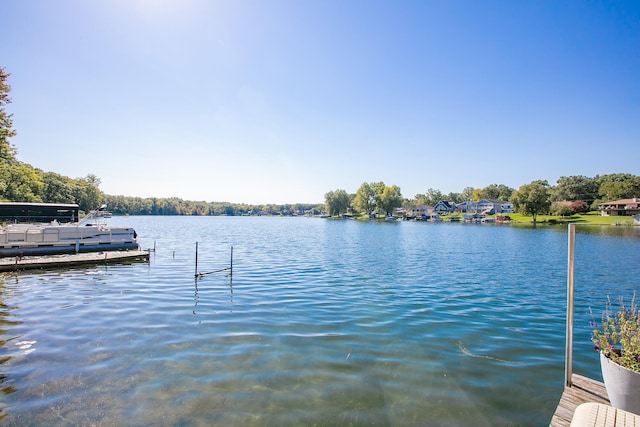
top-left (0, 250), bottom-right (150, 272)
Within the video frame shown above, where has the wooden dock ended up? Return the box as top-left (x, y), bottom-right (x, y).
top-left (0, 250), bottom-right (150, 272)
top-left (550, 374), bottom-right (610, 427)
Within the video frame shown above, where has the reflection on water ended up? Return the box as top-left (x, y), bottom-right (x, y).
top-left (0, 217), bottom-right (637, 426)
top-left (512, 221), bottom-right (640, 240)
top-left (0, 279), bottom-right (23, 420)
top-left (575, 223), bottom-right (640, 239)
top-left (193, 271), bottom-right (233, 316)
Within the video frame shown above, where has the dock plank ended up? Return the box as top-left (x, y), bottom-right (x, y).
top-left (0, 250), bottom-right (150, 272)
top-left (550, 374), bottom-right (610, 427)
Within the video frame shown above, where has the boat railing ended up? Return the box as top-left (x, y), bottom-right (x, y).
top-left (78, 204), bottom-right (114, 225)
top-left (0, 224), bottom-right (122, 246)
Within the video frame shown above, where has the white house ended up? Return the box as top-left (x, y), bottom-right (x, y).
top-left (599, 198), bottom-right (640, 216)
top-left (476, 199), bottom-right (514, 214)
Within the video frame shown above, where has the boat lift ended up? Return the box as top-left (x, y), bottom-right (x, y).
top-left (194, 242), bottom-right (233, 280)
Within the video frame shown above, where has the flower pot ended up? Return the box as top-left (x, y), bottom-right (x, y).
top-left (600, 352), bottom-right (640, 415)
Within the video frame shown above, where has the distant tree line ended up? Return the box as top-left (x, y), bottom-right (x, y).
top-left (1, 67), bottom-right (639, 219)
top-left (325, 174), bottom-right (640, 223)
top-left (102, 195), bottom-right (322, 217)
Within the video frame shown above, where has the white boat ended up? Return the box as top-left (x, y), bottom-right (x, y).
top-left (385, 216), bottom-right (396, 222)
top-left (0, 208), bottom-right (139, 257)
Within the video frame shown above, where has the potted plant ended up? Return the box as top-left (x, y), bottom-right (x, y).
top-left (591, 294), bottom-right (640, 414)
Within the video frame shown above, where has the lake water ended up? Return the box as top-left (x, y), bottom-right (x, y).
top-left (1, 216), bottom-right (639, 426)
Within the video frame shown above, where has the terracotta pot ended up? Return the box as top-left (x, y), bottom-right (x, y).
top-left (600, 352), bottom-right (640, 415)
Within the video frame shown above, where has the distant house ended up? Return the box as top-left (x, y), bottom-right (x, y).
top-left (455, 200), bottom-right (512, 214)
top-left (599, 198), bottom-right (640, 216)
top-left (456, 201), bottom-right (477, 213)
top-left (476, 199), bottom-right (514, 215)
top-left (476, 199), bottom-right (495, 214)
top-left (410, 205), bottom-right (433, 218)
top-left (394, 207), bottom-right (406, 217)
top-left (433, 201), bottom-right (455, 214)
top-left (499, 202), bottom-right (514, 214)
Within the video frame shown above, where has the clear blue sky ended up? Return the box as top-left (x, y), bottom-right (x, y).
top-left (2, 0), bottom-right (639, 204)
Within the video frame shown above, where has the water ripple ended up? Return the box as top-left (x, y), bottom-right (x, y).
top-left (0, 217), bottom-right (638, 425)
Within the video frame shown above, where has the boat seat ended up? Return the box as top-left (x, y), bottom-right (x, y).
top-left (571, 402), bottom-right (640, 426)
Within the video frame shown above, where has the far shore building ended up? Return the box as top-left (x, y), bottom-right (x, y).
top-left (599, 198), bottom-right (640, 216)
top-left (433, 201), bottom-right (455, 214)
top-left (456, 201), bottom-right (476, 213)
top-left (410, 205), bottom-right (434, 218)
top-left (456, 199), bottom-right (513, 214)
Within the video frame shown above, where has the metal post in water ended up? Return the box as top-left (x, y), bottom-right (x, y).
top-left (230, 246), bottom-right (233, 279)
top-left (565, 223), bottom-right (576, 387)
top-left (195, 242), bottom-right (199, 278)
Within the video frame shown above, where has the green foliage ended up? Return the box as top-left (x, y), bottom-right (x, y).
top-left (596, 173), bottom-right (640, 202)
top-left (414, 188), bottom-right (443, 207)
top-left (591, 295), bottom-right (640, 373)
top-left (553, 175), bottom-right (599, 203)
top-left (461, 187), bottom-right (475, 202)
top-left (378, 185), bottom-right (403, 216)
top-left (550, 203), bottom-right (572, 217)
top-left (0, 162), bottom-right (44, 202)
top-left (510, 180), bottom-right (551, 223)
top-left (73, 176), bottom-right (103, 212)
top-left (41, 172), bottom-right (77, 204)
top-left (324, 189), bottom-right (352, 216)
top-left (481, 183), bottom-right (514, 201)
top-left (0, 67), bottom-right (17, 163)
top-left (98, 195), bottom-right (321, 216)
top-left (445, 192), bottom-right (464, 204)
top-left (352, 182), bottom-right (378, 215)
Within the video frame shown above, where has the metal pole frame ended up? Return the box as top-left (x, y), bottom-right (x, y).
top-left (565, 223), bottom-right (576, 387)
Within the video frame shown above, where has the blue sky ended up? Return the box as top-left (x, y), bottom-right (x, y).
top-left (2, 0), bottom-right (639, 204)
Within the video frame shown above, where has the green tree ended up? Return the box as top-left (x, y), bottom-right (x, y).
top-left (446, 192), bottom-right (464, 204)
top-left (553, 175), bottom-right (599, 203)
top-left (550, 203), bottom-right (572, 217)
top-left (378, 185), bottom-right (403, 216)
top-left (353, 182), bottom-right (375, 215)
top-left (419, 188), bottom-right (443, 206)
top-left (511, 180), bottom-right (551, 224)
top-left (0, 162), bottom-right (44, 201)
top-left (41, 171), bottom-right (77, 203)
top-left (596, 173), bottom-right (640, 202)
top-left (481, 184), bottom-right (514, 201)
top-left (72, 175), bottom-right (103, 212)
top-left (413, 193), bottom-right (429, 207)
top-left (324, 189), bottom-right (351, 216)
top-left (461, 187), bottom-right (475, 202)
top-left (0, 67), bottom-right (17, 163)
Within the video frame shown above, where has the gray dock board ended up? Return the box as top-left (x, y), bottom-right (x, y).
top-left (550, 374), bottom-right (610, 427)
top-left (0, 250), bottom-right (150, 272)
